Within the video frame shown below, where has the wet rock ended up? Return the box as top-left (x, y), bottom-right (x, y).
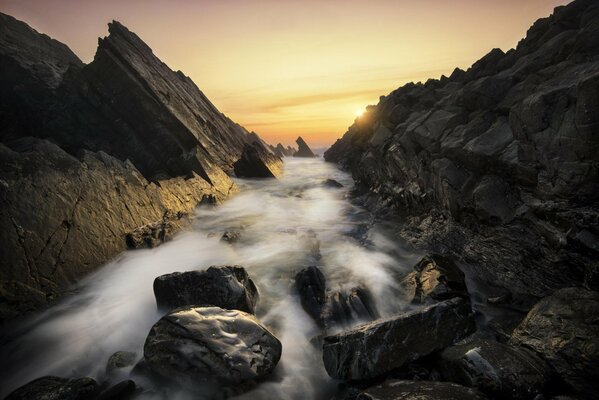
top-left (95, 380), bottom-right (138, 400)
top-left (438, 339), bottom-right (551, 399)
top-left (510, 288), bottom-right (599, 398)
top-left (300, 230), bottom-right (322, 260)
top-left (233, 142), bottom-right (283, 178)
top-left (322, 297), bottom-right (475, 380)
top-left (400, 254), bottom-right (468, 304)
top-left (143, 306), bottom-right (281, 395)
top-left (295, 266), bottom-right (326, 323)
top-left (220, 230), bottom-right (241, 244)
top-left (5, 376), bottom-right (99, 400)
top-left (106, 351), bottom-right (138, 376)
top-left (293, 136), bottom-right (316, 157)
top-left (356, 380), bottom-right (488, 400)
top-left (323, 179), bottom-right (344, 188)
top-left (153, 266), bottom-right (259, 313)
top-left (321, 286), bottom-right (378, 330)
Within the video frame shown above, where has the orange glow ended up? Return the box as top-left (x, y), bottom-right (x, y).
top-left (1, 0), bottom-right (569, 147)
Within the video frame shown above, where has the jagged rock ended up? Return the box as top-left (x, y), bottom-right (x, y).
top-left (293, 136), bottom-right (316, 157)
top-left (400, 254), bottom-right (468, 304)
top-left (106, 351), bottom-right (138, 376)
top-left (5, 376), bottom-right (99, 400)
top-left (438, 339), bottom-right (551, 399)
top-left (295, 266), bottom-right (326, 324)
top-left (510, 288), bottom-right (599, 398)
top-left (234, 142), bottom-right (283, 178)
top-left (323, 179), bottom-right (344, 188)
top-left (321, 286), bottom-right (378, 330)
top-left (322, 297), bottom-right (475, 380)
top-left (274, 143), bottom-right (292, 157)
top-left (324, 0), bottom-right (599, 314)
top-left (95, 380), bottom-right (137, 400)
top-left (356, 380), bottom-right (488, 400)
top-left (143, 306), bottom-right (281, 395)
top-left (153, 266), bottom-right (259, 313)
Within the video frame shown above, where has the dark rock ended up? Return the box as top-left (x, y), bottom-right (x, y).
top-left (322, 297), bottom-right (475, 380)
top-left (143, 306), bottom-right (281, 395)
top-left (510, 288), bottom-right (599, 398)
top-left (356, 380), bottom-right (487, 400)
top-left (95, 380), bottom-right (137, 400)
top-left (321, 286), bottom-right (378, 330)
top-left (153, 266), bottom-right (259, 313)
top-left (220, 230), bottom-right (241, 244)
top-left (106, 351), bottom-right (138, 376)
top-left (323, 179), bottom-right (344, 188)
top-left (295, 266), bottom-right (326, 324)
top-left (293, 136), bottom-right (316, 157)
top-left (5, 376), bottom-right (99, 400)
top-left (438, 339), bottom-right (551, 399)
top-left (400, 254), bottom-right (468, 304)
top-left (233, 142), bottom-right (283, 178)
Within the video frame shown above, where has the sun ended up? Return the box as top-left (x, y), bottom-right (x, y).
top-left (355, 108), bottom-right (365, 118)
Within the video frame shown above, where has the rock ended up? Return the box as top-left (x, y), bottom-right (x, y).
top-left (323, 179), bottom-right (344, 188)
top-left (322, 297), bottom-right (475, 380)
top-left (233, 142), bottom-right (283, 178)
top-left (300, 230), bottom-right (321, 260)
top-left (95, 380), bottom-right (137, 400)
top-left (510, 288), bottom-right (599, 398)
top-left (356, 380), bottom-right (488, 400)
top-left (438, 339), bottom-right (551, 399)
top-left (293, 136), bottom-right (316, 157)
top-left (295, 266), bottom-right (326, 324)
top-left (5, 376), bottom-right (99, 400)
top-left (153, 266), bottom-right (259, 313)
top-left (321, 286), bottom-right (378, 330)
top-left (106, 351), bottom-right (137, 376)
top-left (400, 254), bottom-right (468, 304)
top-left (143, 306), bottom-right (281, 395)
top-left (220, 230), bottom-right (241, 244)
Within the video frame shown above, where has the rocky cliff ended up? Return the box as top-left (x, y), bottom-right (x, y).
top-left (325, 0), bottom-right (599, 312)
top-left (0, 14), bottom-right (267, 320)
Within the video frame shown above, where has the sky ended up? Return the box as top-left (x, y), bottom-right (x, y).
top-left (1, 0), bottom-right (569, 147)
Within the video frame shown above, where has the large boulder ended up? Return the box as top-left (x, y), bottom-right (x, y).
top-left (153, 266), bottom-right (259, 313)
top-left (5, 376), bottom-right (99, 400)
top-left (510, 288), bottom-right (599, 398)
top-left (356, 380), bottom-right (488, 400)
top-left (293, 136), bottom-right (316, 157)
top-left (322, 297), bottom-right (475, 380)
top-left (233, 142), bottom-right (283, 178)
top-left (400, 254), bottom-right (468, 304)
top-left (438, 339), bottom-right (551, 399)
top-left (295, 266), bottom-right (326, 324)
top-left (143, 306), bottom-right (281, 395)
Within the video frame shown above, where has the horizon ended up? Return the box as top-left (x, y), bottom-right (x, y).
top-left (1, 0), bottom-right (569, 147)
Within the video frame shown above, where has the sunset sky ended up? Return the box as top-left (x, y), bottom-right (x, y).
top-left (1, 0), bottom-right (569, 147)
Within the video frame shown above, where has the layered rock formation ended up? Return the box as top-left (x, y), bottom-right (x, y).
top-left (325, 0), bottom-right (599, 310)
top-left (0, 14), bottom-right (270, 319)
top-left (294, 136), bottom-right (316, 157)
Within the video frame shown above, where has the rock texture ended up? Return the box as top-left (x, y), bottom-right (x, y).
top-left (294, 136), bottom-right (316, 157)
top-left (143, 306), bottom-right (281, 395)
top-left (356, 380), bottom-right (488, 400)
top-left (5, 376), bottom-right (99, 400)
top-left (233, 142), bottom-right (283, 178)
top-left (510, 288), bottom-right (599, 398)
top-left (153, 266), bottom-right (259, 313)
top-left (324, 0), bottom-right (599, 310)
top-left (0, 14), bottom-right (268, 319)
top-left (322, 297), bottom-right (475, 380)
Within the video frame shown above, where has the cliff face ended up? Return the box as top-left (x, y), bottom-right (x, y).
top-left (325, 0), bottom-right (599, 307)
top-left (0, 15), bottom-right (264, 319)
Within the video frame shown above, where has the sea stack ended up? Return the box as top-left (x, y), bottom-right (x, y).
top-left (293, 136), bottom-right (316, 157)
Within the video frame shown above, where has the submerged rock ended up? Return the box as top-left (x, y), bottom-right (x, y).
top-left (143, 306), bottom-right (281, 395)
top-left (321, 286), bottom-right (378, 330)
top-left (323, 179), bottom-right (344, 188)
top-left (322, 297), bottom-right (475, 380)
top-left (234, 142), bottom-right (283, 178)
top-left (95, 380), bottom-right (138, 400)
top-left (400, 254), bottom-right (468, 304)
top-left (293, 136), bottom-right (316, 157)
top-left (356, 380), bottom-right (487, 400)
top-left (153, 266), bottom-right (259, 313)
top-left (5, 376), bottom-right (99, 400)
top-left (510, 288), bottom-right (599, 398)
top-left (220, 230), bottom-right (241, 244)
top-left (295, 266), bottom-right (327, 324)
top-left (438, 339), bottom-right (551, 399)
top-left (106, 351), bottom-right (138, 377)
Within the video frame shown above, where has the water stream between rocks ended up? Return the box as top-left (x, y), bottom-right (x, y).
top-left (0, 158), bottom-right (422, 399)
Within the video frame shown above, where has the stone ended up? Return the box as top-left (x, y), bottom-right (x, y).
top-left (95, 380), bottom-right (137, 400)
top-left (153, 266), bottom-right (259, 313)
top-left (295, 266), bottom-right (326, 324)
top-left (323, 179), bottom-right (344, 188)
top-left (321, 286), bottom-right (378, 330)
top-left (106, 351), bottom-right (138, 375)
top-left (293, 136), bottom-right (316, 157)
top-left (322, 297), bottom-right (475, 380)
top-left (438, 339), bottom-right (551, 399)
top-left (220, 230), bottom-right (241, 244)
top-left (233, 142), bottom-right (283, 178)
top-left (143, 306), bottom-right (281, 394)
top-left (4, 376), bottom-right (99, 400)
top-left (510, 288), bottom-right (599, 398)
top-left (400, 254), bottom-right (468, 304)
top-left (356, 380), bottom-right (488, 400)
